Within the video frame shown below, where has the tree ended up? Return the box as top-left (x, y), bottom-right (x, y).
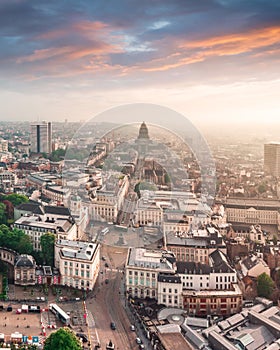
top-left (257, 272), bottom-right (274, 298)
top-left (2, 194), bottom-right (28, 207)
top-left (40, 233), bottom-right (55, 266)
top-left (2, 199), bottom-right (14, 221)
top-left (44, 327), bottom-right (82, 350)
top-left (49, 148), bottom-right (66, 162)
top-left (0, 202), bottom-right (6, 224)
top-left (0, 225), bottom-right (33, 254)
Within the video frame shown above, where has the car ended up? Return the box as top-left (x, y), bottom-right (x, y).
top-left (139, 345), bottom-right (145, 350)
top-left (136, 337), bottom-right (142, 344)
top-left (105, 262), bottom-right (109, 267)
top-left (130, 324), bottom-right (135, 331)
top-left (105, 279), bottom-right (109, 284)
top-left (76, 333), bottom-right (88, 343)
top-left (101, 256), bottom-right (106, 261)
top-left (110, 322), bottom-right (116, 330)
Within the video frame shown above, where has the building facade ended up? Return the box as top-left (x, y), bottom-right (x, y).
top-left (182, 283), bottom-right (242, 317)
top-left (55, 239), bottom-right (100, 290)
top-left (264, 142), bottom-right (280, 178)
top-left (30, 121), bottom-right (52, 154)
top-left (14, 255), bottom-right (36, 286)
top-left (125, 248), bottom-right (176, 300)
top-left (14, 211), bottom-right (77, 250)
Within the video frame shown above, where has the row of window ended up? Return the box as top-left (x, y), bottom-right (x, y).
top-left (64, 268), bottom-right (91, 278)
top-left (128, 271), bottom-right (156, 278)
top-left (64, 261), bottom-right (90, 269)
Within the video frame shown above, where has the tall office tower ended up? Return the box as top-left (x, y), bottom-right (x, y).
top-left (264, 142), bottom-right (280, 177)
top-left (30, 121), bottom-right (52, 154)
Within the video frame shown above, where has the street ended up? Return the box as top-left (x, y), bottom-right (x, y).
top-left (86, 245), bottom-right (141, 350)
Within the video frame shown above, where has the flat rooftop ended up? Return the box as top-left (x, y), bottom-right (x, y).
top-left (57, 239), bottom-right (98, 261)
top-left (157, 332), bottom-right (193, 350)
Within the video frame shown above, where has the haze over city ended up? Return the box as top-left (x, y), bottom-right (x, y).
top-left (0, 0), bottom-right (279, 126)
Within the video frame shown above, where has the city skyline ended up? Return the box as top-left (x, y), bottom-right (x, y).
top-left (0, 1), bottom-right (280, 125)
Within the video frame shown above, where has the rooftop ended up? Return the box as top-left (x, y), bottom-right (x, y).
top-left (56, 239), bottom-right (98, 261)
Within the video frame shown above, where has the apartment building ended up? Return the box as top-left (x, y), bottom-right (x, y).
top-left (89, 174), bottom-right (129, 223)
top-left (55, 239), bottom-right (100, 290)
top-left (165, 226), bottom-right (226, 263)
top-left (177, 250), bottom-right (237, 291)
top-left (182, 283), bottom-right (242, 317)
top-left (13, 209), bottom-right (77, 250)
top-left (125, 248), bottom-right (176, 300)
top-left (42, 184), bottom-right (70, 205)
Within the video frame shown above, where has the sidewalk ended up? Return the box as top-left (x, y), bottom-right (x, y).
top-left (119, 280), bottom-right (153, 350)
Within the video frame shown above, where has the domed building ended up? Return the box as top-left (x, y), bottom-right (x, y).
top-left (14, 254), bottom-right (36, 286)
top-left (137, 121), bottom-right (150, 140)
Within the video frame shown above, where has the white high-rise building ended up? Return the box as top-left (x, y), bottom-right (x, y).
top-left (264, 142), bottom-right (280, 178)
top-left (30, 121), bottom-right (52, 154)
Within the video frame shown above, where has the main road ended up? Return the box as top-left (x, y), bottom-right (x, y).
top-left (86, 245), bottom-right (140, 350)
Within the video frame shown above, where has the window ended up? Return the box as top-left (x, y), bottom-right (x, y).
top-left (163, 288), bottom-right (166, 293)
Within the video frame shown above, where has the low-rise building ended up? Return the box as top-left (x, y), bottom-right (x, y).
top-left (14, 254), bottom-right (36, 286)
top-left (182, 283), bottom-right (242, 317)
top-left (54, 239), bottom-right (100, 290)
top-left (225, 197), bottom-right (280, 233)
top-left (240, 254), bottom-right (270, 278)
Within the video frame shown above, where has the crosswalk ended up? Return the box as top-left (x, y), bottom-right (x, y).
top-left (86, 310), bottom-right (95, 328)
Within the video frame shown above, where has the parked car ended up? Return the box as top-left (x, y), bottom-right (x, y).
top-left (110, 322), bottom-right (116, 330)
top-left (105, 279), bottom-right (109, 284)
top-left (105, 262), bottom-right (109, 268)
top-left (136, 337), bottom-right (142, 344)
top-left (130, 324), bottom-right (135, 331)
top-left (139, 345), bottom-right (145, 350)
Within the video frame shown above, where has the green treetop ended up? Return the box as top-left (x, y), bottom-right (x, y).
top-left (44, 327), bottom-right (82, 350)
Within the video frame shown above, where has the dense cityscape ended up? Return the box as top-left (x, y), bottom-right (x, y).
top-left (0, 118), bottom-right (280, 350)
top-left (1, 1), bottom-right (280, 350)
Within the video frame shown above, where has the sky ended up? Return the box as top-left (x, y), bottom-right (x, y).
top-left (0, 0), bottom-right (280, 126)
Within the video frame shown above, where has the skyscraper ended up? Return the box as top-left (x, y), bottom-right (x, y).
top-left (30, 121), bottom-right (52, 154)
top-left (264, 142), bottom-right (280, 178)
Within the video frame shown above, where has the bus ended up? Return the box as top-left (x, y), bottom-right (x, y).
top-left (49, 303), bottom-right (70, 325)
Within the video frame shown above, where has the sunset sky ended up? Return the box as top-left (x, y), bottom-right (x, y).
top-left (0, 0), bottom-right (280, 125)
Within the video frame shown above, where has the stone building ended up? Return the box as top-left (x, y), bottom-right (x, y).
top-left (14, 255), bottom-right (36, 286)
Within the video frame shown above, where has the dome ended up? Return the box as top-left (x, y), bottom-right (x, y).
top-left (15, 254), bottom-right (35, 268)
top-left (138, 121), bottom-right (149, 140)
